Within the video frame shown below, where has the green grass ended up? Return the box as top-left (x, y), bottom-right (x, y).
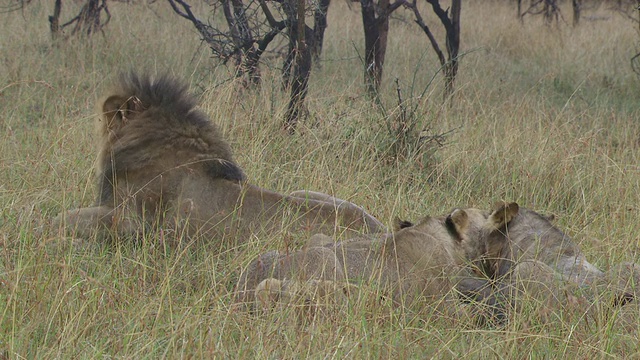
top-left (2, 0), bottom-right (640, 358)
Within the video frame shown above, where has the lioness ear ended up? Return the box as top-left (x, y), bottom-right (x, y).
top-left (101, 95), bottom-right (145, 132)
top-left (488, 202), bottom-right (519, 228)
top-left (393, 217), bottom-right (414, 231)
top-left (542, 213), bottom-right (556, 222)
top-left (446, 209), bottom-right (469, 240)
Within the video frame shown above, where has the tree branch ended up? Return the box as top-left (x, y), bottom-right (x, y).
top-left (405, 0), bottom-right (445, 66)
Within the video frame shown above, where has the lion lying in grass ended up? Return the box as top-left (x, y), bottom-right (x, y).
top-left (237, 202), bottom-right (640, 325)
top-left (470, 204), bottom-right (604, 284)
top-left (458, 203), bottom-right (640, 321)
top-left (235, 203), bottom-right (520, 317)
top-left (53, 73), bottom-right (384, 243)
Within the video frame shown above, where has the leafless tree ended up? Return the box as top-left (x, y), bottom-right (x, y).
top-left (404, 0), bottom-right (461, 100)
top-left (311, 0), bottom-right (330, 63)
top-left (359, 0), bottom-right (404, 97)
top-left (168, 0), bottom-right (316, 132)
top-left (518, 0), bottom-right (563, 25)
top-left (50, 0), bottom-right (62, 38)
top-left (168, 0), bottom-right (330, 90)
top-left (517, 0), bottom-right (523, 21)
top-left (281, 0), bottom-right (315, 88)
top-left (283, 0), bottom-right (311, 132)
top-left (572, 0), bottom-right (582, 26)
top-left (168, 0), bottom-right (285, 85)
top-left (48, 0), bottom-right (111, 40)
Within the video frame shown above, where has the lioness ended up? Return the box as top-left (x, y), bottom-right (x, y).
top-left (469, 203), bottom-right (604, 284)
top-left (235, 203), bottom-right (520, 313)
top-left (463, 202), bottom-right (640, 316)
top-left (54, 73), bottom-right (384, 242)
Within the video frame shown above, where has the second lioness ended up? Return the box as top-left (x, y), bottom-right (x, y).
top-left (235, 203), bottom-right (519, 311)
top-left (467, 203), bottom-right (604, 284)
top-left (464, 203), bottom-right (640, 310)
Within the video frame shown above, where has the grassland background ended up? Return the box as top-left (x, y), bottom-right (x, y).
top-left (2, 0), bottom-right (640, 358)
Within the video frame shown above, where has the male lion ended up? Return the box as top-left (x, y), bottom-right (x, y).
top-left (234, 203), bottom-right (520, 316)
top-left (54, 73), bottom-right (384, 242)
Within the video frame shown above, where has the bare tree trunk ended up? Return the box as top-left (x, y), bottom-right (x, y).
top-left (222, 0), bottom-right (245, 69)
top-left (222, 0), bottom-right (260, 84)
top-left (72, 0), bottom-right (109, 36)
top-left (360, 0), bottom-right (390, 97)
top-left (49, 0), bottom-right (62, 40)
top-left (407, 0), bottom-right (461, 102)
top-left (48, 0), bottom-right (110, 39)
top-left (572, 0), bottom-right (581, 26)
top-left (284, 0), bottom-right (312, 133)
top-left (282, 0), bottom-right (297, 89)
top-left (423, 0), bottom-right (461, 99)
top-left (517, 0), bottom-right (523, 21)
top-left (542, 0), bottom-right (558, 25)
top-left (311, 0), bottom-right (331, 64)
top-left (444, 0), bottom-right (460, 99)
top-left (282, 0), bottom-right (315, 87)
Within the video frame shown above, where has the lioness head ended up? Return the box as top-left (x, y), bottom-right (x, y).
top-left (459, 202), bottom-right (520, 278)
top-left (393, 203), bottom-right (519, 274)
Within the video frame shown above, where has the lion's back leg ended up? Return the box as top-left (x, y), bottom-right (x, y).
top-left (289, 190), bottom-right (385, 233)
top-left (235, 246), bottom-right (346, 309)
top-left (254, 278), bottom-right (355, 321)
top-left (52, 205), bottom-right (139, 239)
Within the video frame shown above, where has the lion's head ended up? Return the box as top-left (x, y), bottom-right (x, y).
top-left (96, 72), bottom-right (245, 209)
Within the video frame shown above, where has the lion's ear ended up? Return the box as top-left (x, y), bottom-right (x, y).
top-left (102, 95), bottom-right (128, 132)
top-left (393, 217), bottom-right (414, 231)
top-left (446, 209), bottom-right (469, 240)
top-left (488, 202), bottom-right (519, 229)
top-left (542, 213), bottom-right (556, 222)
top-left (102, 95), bottom-right (145, 132)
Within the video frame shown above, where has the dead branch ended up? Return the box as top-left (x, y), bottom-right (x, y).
top-left (405, 0), bottom-right (445, 67)
top-left (0, 0), bottom-right (33, 14)
top-left (631, 52), bottom-right (640, 76)
top-left (48, 0), bottom-right (111, 40)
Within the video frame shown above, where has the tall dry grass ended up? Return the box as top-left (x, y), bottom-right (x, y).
top-left (1, 0), bottom-right (640, 357)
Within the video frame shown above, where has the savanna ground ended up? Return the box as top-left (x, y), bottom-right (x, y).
top-left (2, 0), bottom-right (640, 358)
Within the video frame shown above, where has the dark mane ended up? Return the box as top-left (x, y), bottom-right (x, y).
top-left (116, 72), bottom-right (209, 127)
top-left (95, 72), bottom-right (245, 206)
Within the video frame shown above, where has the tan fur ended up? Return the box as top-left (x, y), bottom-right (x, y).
top-left (254, 278), bottom-right (355, 321)
top-left (490, 260), bottom-right (591, 324)
top-left (462, 202), bottom-right (603, 284)
top-left (494, 260), bottom-right (640, 326)
top-left (235, 207), bottom-right (515, 313)
top-left (53, 73), bottom-right (384, 242)
top-left (466, 202), bottom-right (640, 320)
